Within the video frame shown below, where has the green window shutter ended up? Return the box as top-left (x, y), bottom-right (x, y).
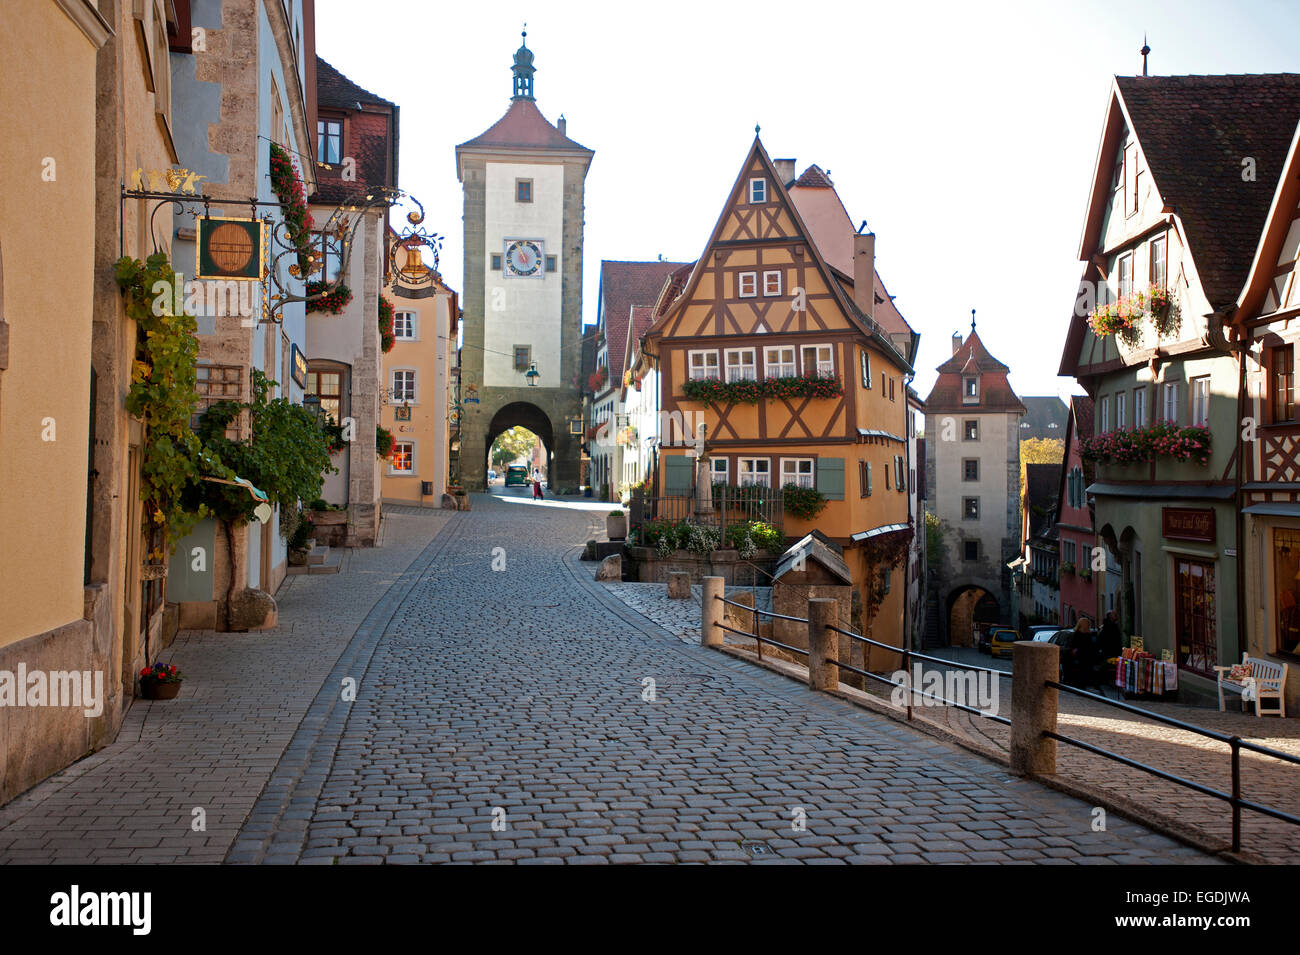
top-left (818, 457), bottom-right (844, 501)
top-left (665, 454), bottom-right (694, 495)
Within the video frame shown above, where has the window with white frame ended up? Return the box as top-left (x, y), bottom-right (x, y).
top-left (738, 272), bottom-right (757, 298)
top-left (391, 369), bottom-right (416, 403)
top-left (1192, 376), bottom-right (1210, 427)
top-left (765, 345), bottom-right (795, 378)
top-left (724, 348), bottom-right (756, 382)
top-left (749, 177), bottom-right (767, 203)
top-left (738, 458), bottom-right (770, 487)
top-left (763, 270), bottom-right (782, 296)
top-left (394, 311), bottom-right (416, 341)
top-left (1118, 252), bottom-right (1133, 299)
top-left (1162, 382), bottom-right (1179, 423)
top-left (710, 457), bottom-right (728, 485)
top-left (801, 344), bottom-right (833, 377)
top-left (1134, 386), bottom-right (1147, 427)
top-left (1150, 235), bottom-right (1167, 288)
top-left (780, 457), bottom-right (814, 489)
top-left (318, 118), bottom-right (342, 164)
top-left (1116, 391), bottom-right (1127, 430)
top-left (1099, 395), bottom-right (1110, 433)
top-left (390, 441), bottom-right (414, 473)
top-left (688, 350), bottom-right (720, 381)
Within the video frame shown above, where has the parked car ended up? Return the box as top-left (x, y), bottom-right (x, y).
top-left (989, 627), bottom-right (1022, 660)
top-left (505, 466), bottom-right (528, 487)
top-left (1027, 624), bottom-right (1063, 642)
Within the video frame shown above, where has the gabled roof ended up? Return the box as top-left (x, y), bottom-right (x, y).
top-left (774, 532), bottom-right (852, 584)
top-left (1113, 75), bottom-right (1300, 310)
top-left (1019, 396), bottom-right (1069, 440)
top-left (597, 260), bottom-right (691, 387)
top-left (457, 98), bottom-right (592, 154)
top-left (924, 329), bottom-right (1026, 414)
top-left (793, 164), bottom-right (834, 188)
top-left (1236, 115), bottom-right (1300, 320)
top-left (647, 137), bottom-right (913, 371)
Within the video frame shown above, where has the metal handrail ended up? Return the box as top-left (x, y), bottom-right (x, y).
top-left (715, 594), bottom-right (806, 624)
top-left (1046, 678), bottom-right (1300, 852)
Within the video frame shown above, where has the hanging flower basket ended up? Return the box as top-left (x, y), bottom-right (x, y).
top-left (306, 281), bottom-right (352, 314)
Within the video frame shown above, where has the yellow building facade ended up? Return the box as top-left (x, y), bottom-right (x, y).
top-left (380, 243), bottom-right (460, 505)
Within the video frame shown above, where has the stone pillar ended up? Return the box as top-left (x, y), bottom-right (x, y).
top-left (1011, 640), bottom-right (1059, 775)
top-left (807, 598), bottom-right (839, 691)
top-left (693, 447), bottom-right (714, 523)
top-left (701, 576), bottom-right (724, 647)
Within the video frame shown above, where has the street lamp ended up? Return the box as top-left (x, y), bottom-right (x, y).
top-left (525, 361), bottom-right (540, 387)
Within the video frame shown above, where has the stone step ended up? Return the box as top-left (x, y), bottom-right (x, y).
top-left (307, 544), bottom-right (330, 565)
top-left (308, 551), bottom-right (342, 575)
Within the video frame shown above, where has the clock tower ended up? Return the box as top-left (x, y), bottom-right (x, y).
top-left (455, 32), bottom-right (594, 490)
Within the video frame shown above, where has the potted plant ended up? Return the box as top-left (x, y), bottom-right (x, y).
top-left (607, 509), bottom-right (628, 541)
top-left (139, 661), bottom-right (184, 700)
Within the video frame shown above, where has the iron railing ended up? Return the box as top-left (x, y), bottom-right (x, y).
top-left (1044, 680), bottom-right (1300, 853)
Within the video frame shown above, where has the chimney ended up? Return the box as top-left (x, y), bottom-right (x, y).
top-left (853, 232), bottom-right (875, 321)
top-left (773, 158), bottom-right (795, 185)
top-left (952, 332), bottom-right (963, 355)
top-left (557, 114), bottom-right (567, 137)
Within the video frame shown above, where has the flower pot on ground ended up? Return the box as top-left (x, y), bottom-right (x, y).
top-left (139, 661), bottom-right (184, 700)
top-left (607, 510), bottom-right (628, 541)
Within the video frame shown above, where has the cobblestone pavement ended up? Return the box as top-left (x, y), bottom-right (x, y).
top-left (611, 581), bottom-right (1300, 862)
top-left (0, 506), bottom-right (451, 864)
top-left (221, 493), bottom-right (1212, 864)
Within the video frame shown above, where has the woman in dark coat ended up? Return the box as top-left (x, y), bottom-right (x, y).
top-left (1061, 618), bottom-right (1100, 689)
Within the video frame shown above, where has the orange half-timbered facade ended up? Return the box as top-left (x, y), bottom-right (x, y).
top-left (644, 139), bottom-right (919, 646)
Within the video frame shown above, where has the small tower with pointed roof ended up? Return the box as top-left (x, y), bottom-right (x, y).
top-left (922, 317), bottom-right (1027, 647)
top-left (455, 35), bottom-right (595, 490)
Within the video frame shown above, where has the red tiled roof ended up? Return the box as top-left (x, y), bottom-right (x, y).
top-left (598, 261), bottom-right (691, 385)
top-left (317, 56), bottom-right (395, 109)
top-left (1116, 74), bottom-right (1300, 308)
top-left (653, 262), bottom-right (695, 318)
top-left (923, 329), bottom-right (1025, 413)
top-left (457, 98), bottom-right (592, 152)
top-left (793, 164), bottom-right (834, 188)
top-left (314, 57), bottom-right (397, 204)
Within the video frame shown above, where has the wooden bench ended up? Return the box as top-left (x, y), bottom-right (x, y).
top-left (1214, 654), bottom-right (1288, 717)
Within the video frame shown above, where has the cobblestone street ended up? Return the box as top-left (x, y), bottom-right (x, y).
top-left (0, 494), bottom-right (1218, 864)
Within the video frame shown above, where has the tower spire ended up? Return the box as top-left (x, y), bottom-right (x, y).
top-left (512, 26), bottom-right (535, 101)
top-left (971, 308), bottom-right (976, 334)
top-left (1141, 34), bottom-right (1150, 76)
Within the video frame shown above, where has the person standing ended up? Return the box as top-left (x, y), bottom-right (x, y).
top-left (1062, 617), bottom-right (1100, 689)
top-left (532, 478), bottom-right (544, 500)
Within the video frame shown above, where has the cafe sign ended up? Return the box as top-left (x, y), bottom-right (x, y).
top-left (1162, 507), bottom-right (1215, 543)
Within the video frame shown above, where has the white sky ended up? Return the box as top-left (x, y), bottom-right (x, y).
top-left (316, 0), bottom-right (1300, 401)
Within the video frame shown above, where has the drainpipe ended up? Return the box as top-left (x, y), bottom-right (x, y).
top-left (903, 374), bottom-right (915, 657)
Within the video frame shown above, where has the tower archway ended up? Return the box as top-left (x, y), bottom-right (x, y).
top-left (486, 402), bottom-right (555, 485)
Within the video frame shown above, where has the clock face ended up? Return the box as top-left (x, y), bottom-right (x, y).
top-left (505, 239), bottom-right (543, 277)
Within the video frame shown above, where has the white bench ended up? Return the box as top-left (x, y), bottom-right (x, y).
top-left (1214, 654), bottom-right (1288, 717)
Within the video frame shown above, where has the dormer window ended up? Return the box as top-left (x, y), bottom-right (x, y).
top-left (749, 178), bottom-right (767, 203)
top-left (963, 376), bottom-right (979, 403)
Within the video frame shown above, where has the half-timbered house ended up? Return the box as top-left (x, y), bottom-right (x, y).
top-left (643, 138), bottom-right (919, 647)
top-left (1231, 111), bottom-right (1300, 711)
top-left (1060, 74), bottom-right (1300, 701)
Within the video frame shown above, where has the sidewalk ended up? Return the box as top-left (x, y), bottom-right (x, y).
top-left (0, 507), bottom-right (452, 864)
top-left (600, 575), bottom-right (1300, 863)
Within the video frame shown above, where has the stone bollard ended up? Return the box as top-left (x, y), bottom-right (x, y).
top-left (1010, 640), bottom-right (1059, 776)
top-left (807, 598), bottom-right (839, 691)
top-left (595, 554), bottom-right (622, 582)
top-left (700, 576), bottom-right (724, 647)
top-left (666, 571), bottom-right (691, 599)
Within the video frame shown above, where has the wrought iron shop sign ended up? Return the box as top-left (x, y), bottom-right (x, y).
top-left (1162, 507), bottom-right (1215, 543)
top-left (291, 343), bottom-right (308, 388)
top-left (196, 216), bottom-right (266, 280)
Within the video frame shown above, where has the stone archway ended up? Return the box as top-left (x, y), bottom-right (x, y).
top-left (946, 585), bottom-right (1000, 648)
top-left (486, 402), bottom-right (556, 486)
